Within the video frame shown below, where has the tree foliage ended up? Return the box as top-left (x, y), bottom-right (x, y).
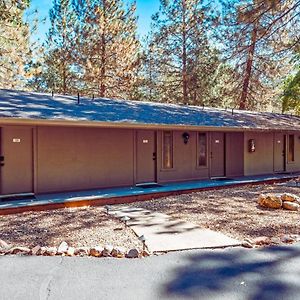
top-left (2, 0), bottom-right (300, 114)
top-left (282, 49), bottom-right (300, 112)
top-left (0, 0), bottom-right (31, 88)
top-left (140, 0), bottom-right (224, 106)
top-left (221, 0), bottom-right (300, 110)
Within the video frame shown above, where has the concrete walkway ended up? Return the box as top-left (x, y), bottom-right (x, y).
top-left (109, 206), bottom-right (240, 252)
top-left (0, 173), bottom-right (299, 215)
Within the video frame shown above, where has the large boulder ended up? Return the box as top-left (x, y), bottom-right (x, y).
top-left (282, 201), bottom-right (300, 211)
top-left (281, 193), bottom-right (300, 203)
top-left (258, 193), bottom-right (282, 209)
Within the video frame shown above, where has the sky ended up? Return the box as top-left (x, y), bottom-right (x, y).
top-left (29, 0), bottom-right (161, 43)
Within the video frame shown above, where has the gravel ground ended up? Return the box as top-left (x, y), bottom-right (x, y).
top-left (0, 206), bottom-right (142, 249)
top-left (127, 183), bottom-right (300, 241)
top-left (1, 183), bottom-right (299, 248)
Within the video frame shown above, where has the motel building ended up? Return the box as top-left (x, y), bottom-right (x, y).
top-left (0, 89), bottom-right (299, 198)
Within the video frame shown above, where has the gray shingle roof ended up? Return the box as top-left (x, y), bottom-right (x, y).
top-left (0, 89), bottom-right (298, 131)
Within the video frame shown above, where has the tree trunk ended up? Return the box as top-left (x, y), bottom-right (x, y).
top-left (239, 25), bottom-right (258, 110)
top-left (100, 0), bottom-right (106, 97)
top-left (62, 62), bottom-right (67, 94)
top-left (182, 0), bottom-right (188, 105)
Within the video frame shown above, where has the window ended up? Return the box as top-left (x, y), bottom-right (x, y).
top-left (288, 134), bottom-right (295, 162)
top-left (162, 131), bottom-right (173, 169)
top-left (198, 133), bottom-right (207, 166)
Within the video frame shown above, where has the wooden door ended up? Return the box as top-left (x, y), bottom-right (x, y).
top-left (274, 133), bottom-right (286, 173)
top-left (0, 126), bottom-right (33, 195)
top-left (136, 130), bottom-right (156, 184)
top-left (210, 132), bottom-right (225, 178)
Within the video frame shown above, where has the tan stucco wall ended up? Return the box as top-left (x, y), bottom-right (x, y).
top-left (36, 126), bottom-right (134, 193)
top-left (157, 130), bottom-right (209, 183)
top-left (244, 132), bottom-right (275, 176)
top-left (226, 132), bottom-right (244, 177)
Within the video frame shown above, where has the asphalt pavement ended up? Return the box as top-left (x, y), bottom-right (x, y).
top-left (1, 243), bottom-right (300, 300)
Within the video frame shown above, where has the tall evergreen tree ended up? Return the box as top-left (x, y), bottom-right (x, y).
top-left (42, 0), bottom-right (77, 94)
top-left (145, 0), bottom-right (222, 105)
top-left (75, 0), bottom-right (140, 99)
top-left (0, 0), bottom-right (31, 88)
top-left (221, 0), bottom-right (300, 110)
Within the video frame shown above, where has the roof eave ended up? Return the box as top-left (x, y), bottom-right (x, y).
top-left (0, 117), bottom-right (298, 132)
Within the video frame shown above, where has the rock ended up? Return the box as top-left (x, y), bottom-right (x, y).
top-left (9, 246), bottom-right (31, 255)
top-left (74, 247), bottom-right (90, 256)
top-left (39, 247), bottom-right (47, 255)
top-left (57, 241), bottom-right (68, 254)
top-left (67, 247), bottom-right (75, 256)
top-left (45, 247), bottom-right (57, 256)
top-left (126, 248), bottom-right (139, 258)
top-left (270, 237), bottom-right (281, 245)
top-left (0, 240), bottom-right (11, 254)
top-left (281, 235), bottom-right (296, 244)
top-left (141, 250), bottom-right (150, 257)
top-left (111, 247), bottom-right (126, 258)
top-left (0, 239), bottom-right (9, 249)
top-left (31, 245), bottom-right (41, 255)
top-left (281, 193), bottom-right (300, 203)
top-left (90, 246), bottom-right (104, 257)
top-left (102, 245), bottom-right (114, 257)
top-left (242, 241), bottom-right (253, 248)
top-left (282, 201), bottom-right (299, 211)
top-left (244, 238), bottom-right (254, 244)
top-left (253, 236), bottom-right (271, 246)
top-left (258, 193), bottom-right (282, 209)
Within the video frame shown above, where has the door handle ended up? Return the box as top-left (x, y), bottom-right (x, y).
top-left (0, 163), bottom-right (4, 167)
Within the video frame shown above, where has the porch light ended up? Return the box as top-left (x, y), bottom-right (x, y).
top-left (182, 132), bottom-right (190, 144)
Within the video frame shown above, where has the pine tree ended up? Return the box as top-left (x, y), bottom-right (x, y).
top-left (145, 0), bottom-right (220, 105)
top-left (76, 0), bottom-right (140, 99)
top-left (43, 0), bottom-right (77, 94)
top-left (221, 0), bottom-right (300, 110)
top-left (0, 0), bottom-right (31, 88)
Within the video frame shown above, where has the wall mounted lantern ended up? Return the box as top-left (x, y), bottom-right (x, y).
top-left (248, 139), bottom-right (256, 152)
top-left (182, 132), bottom-right (190, 144)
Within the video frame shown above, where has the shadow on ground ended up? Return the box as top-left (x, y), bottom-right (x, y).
top-left (163, 245), bottom-right (300, 299)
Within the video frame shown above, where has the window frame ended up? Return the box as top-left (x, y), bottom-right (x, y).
top-left (161, 130), bottom-right (174, 170)
top-left (196, 132), bottom-right (208, 168)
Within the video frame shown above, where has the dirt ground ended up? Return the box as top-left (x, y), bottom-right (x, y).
top-left (0, 206), bottom-right (141, 249)
top-left (128, 183), bottom-right (300, 241)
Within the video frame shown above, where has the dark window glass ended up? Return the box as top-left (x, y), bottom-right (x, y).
top-left (163, 131), bottom-right (173, 169)
top-left (198, 133), bottom-right (207, 166)
top-left (288, 134), bottom-right (295, 162)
